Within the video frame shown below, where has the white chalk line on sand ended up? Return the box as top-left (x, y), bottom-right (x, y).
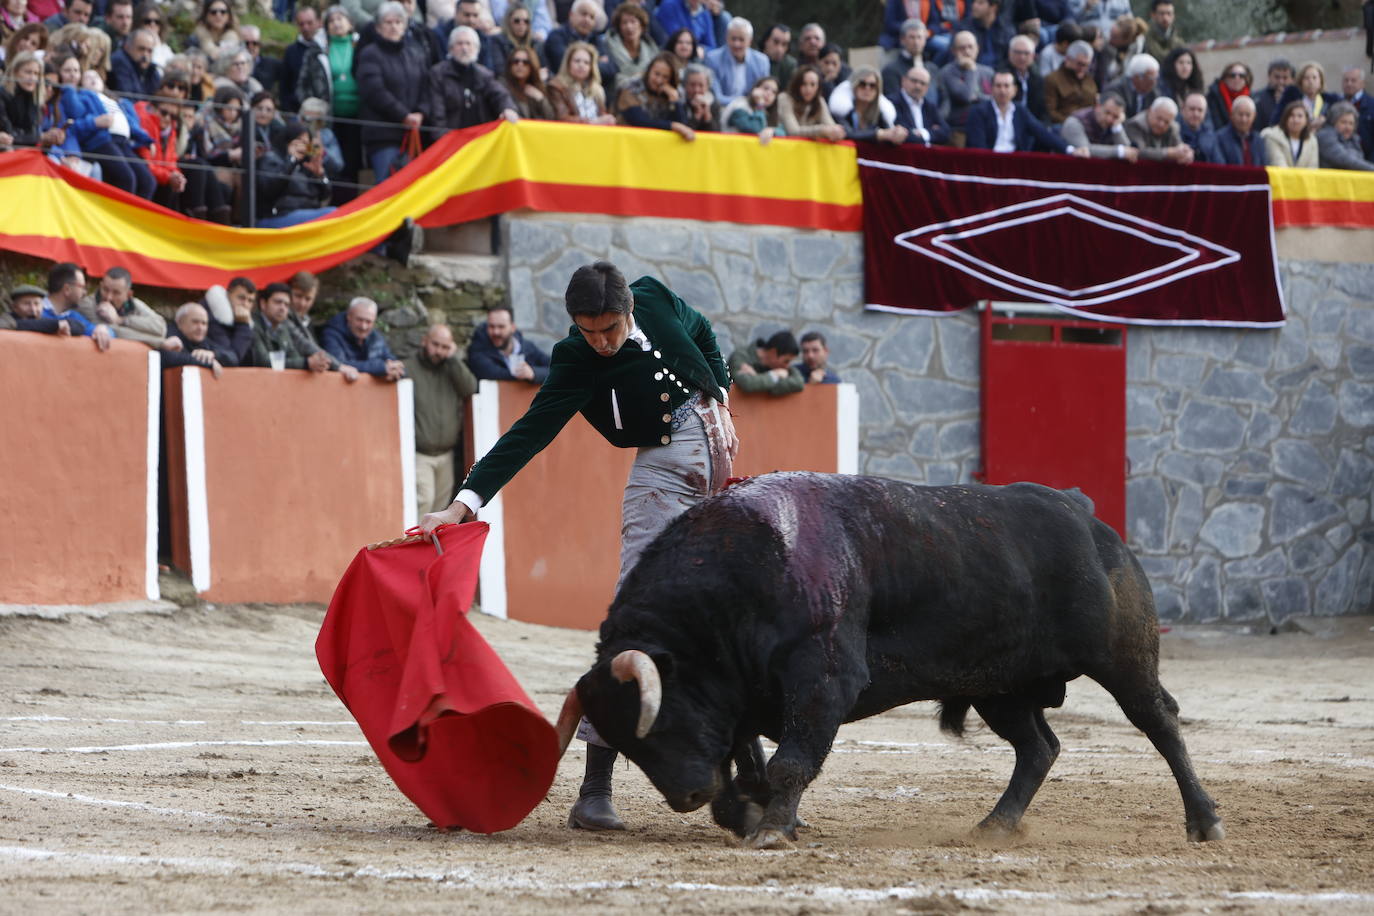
top-left (0, 716), bottom-right (355, 726)
top-left (3, 844), bottom-right (1372, 908)
top-left (0, 739), bottom-right (368, 753)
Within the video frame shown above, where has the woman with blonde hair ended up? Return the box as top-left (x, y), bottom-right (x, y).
top-left (47, 22), bottom-right (90, 63)
top-left (546, 40), bottom-right (615, 124)
top-left (836, 66), bottom-right (906, 144)
top-left (494, 2), bottom-right (543, 74)
top-left (778, 63), bottom-right (845, 141)
top-left (81, 26), bottom-right (112, 80)
top-left (1261, 99), bottom-right (1318, 168)
top-left (187, 0), bottom-right (242, 64)
top-left (1294, 61), bottom-right (1338, 131)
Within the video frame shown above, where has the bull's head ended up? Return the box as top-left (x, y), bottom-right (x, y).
top-left (555, 648), bottom-right (730, 812)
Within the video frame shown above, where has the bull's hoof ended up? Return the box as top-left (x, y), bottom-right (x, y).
top-left (744, 827), bottom-right (793, 850)
top-left (568, 794), bottom-right (625, 831)
top-left (973, 817), bottom-right (1023, 840)
top-left (1188, 819), bottom-right (1225, 843)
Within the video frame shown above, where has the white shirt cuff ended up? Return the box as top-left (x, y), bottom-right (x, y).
top-left (455, 489), bottom-right (484, 514)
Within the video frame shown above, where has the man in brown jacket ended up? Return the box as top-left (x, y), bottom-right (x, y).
top-left (1043, 40), bottom-right (1098, 124)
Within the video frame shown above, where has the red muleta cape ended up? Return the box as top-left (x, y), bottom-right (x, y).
top-left (315, 522), bottom-right (559, 832)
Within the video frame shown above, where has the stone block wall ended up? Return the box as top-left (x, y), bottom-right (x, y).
top-left (501, 212), bottom-right (1372, 623)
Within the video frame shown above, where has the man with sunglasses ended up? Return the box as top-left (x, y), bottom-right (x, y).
top-left (239, 24), bottom-right (283, 93)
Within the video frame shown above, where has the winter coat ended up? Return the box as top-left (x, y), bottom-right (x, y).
top-left (426, 58), bottom-right (515, 131)
top-left (355, 33), bottom-right (432, 151)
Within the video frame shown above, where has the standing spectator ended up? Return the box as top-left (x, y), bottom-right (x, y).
top-left (615, 49), bottom-right (692, 138)
top-left (542, 0), bottom-right (604, 77)
top-left (703, 16), bottom-right (766, 107)
top-left (1157, 47), bottom-right (1201, 103)
top-left (1316, 100), bottom-right (1374, 171)
top-left (1043, 38), bottom-right (1096, 124)
top-left (109, 28), bottom-right (161, 98)
top-left (798, 331), bottom-right (839, 384)
top-left (937, 30), bottom-right (993, 143)
top-left (97, 0), bottom-right (133, 46)
top-left (406, 323), bottom-right (479, 516)
top-left (795, 21), bottom-right (825, 67)
top-left (434, 0), bottom-right (502, 72)
top-left (1339, 67), bottom-right (1374, 163)
top-left (1205, 60), bottom-right (1251, 131)
top-left (323, 296), bottom-right (407, 380)
top-left (760, 22), bottom-right (794, 90)
top-left (1059, 90), bottom-right (1134, 159)
top-left (280, 5), bottom-right (326, 114)
top-left (1178, 90), bottom-right (1219, 163)
top-left (1252, 58), bottom-right (1293, 128)
top-left (428, 25), bottom-right (518, 130)
top-left (1293, 61), bottom-right (1339, 131)
top-left (341, 0), bottom-right (386, 28)
top-left (1005, 33), bottom-right (1044, 121)
top-left (42, 262), bottom-right (113, 349)
top-left (720, 73), bottom-right (783, 141)
top-left (1260, 100), bottom-right (1318, 169)
top-left (76, 266), bottom-right (168, 349)
top-left (501, 46), bottom-right (554, 119)
top-left (681, 63), bottom-right (719, 130)
top-left (1142, 0), bottom-right (1182, 64)
top-left (954, 0), bottom-right (1011, 69)
top-left (465, 303), bottom-right (550, 383)
top-left (239, 25), bottom-right (282, 93)
top-left (835, 67), bottom-right (907, 144)
top-left (299, 6), bottom-right (361, 197)
top-left (967, 69), bottom-right (1080, 153)
top-left (1038, 20), bottom-right (1078, 77)
top-left (1214, 95), bottom-right (1266, 167)
top-left (187, 0), bottom-right (242, 65)
top-left (80, 69), bottom-right (157, 198)
top-left (777, 63), bottom-right (845, 141)
top-left (356, 0), bottom-right (432, 181)
top-left (1123, 96), bottom-right (1193, 163)
top-left (1104, 53), bottom-right (1159, 118)
top-left (162, 303), bottom-right (225, 376)
top-left (728, 330), bottom-right (803, 396)
top-left (547, 41), bottom-right (615, 123)
top-left (889, 64), bottom-right (949, 145)
top-left (601, 3), bottom-right (656, 87)
top-left (655, 0), bottom-right (726, 54)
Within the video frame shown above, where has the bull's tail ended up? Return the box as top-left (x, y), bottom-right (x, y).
top-left (937, 698), bottom-right (974, 737)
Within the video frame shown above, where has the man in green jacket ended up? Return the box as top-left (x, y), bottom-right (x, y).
top-left (404, 323), bottom-right (478, 515)
top-left (420, 261), bottom-right (739, 832)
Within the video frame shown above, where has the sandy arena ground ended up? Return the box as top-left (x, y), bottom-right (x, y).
top-left (1, 595), bottom-right (1371, 915)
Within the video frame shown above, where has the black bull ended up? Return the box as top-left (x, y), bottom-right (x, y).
top-left (554, 473), bottom-right (1224, 848)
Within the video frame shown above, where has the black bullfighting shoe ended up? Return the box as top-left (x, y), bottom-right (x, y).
top-left (567, 793), bottom-right (625, 831)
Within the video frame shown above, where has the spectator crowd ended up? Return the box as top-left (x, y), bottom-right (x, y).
top-left (1, 0), bottom-right (1370, 231)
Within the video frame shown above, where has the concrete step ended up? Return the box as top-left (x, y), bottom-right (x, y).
top-left (409, 252), bottom-right (503, 287)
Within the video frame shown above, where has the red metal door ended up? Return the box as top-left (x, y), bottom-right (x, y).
top-left (979, 306), bottom-right (1127, 537)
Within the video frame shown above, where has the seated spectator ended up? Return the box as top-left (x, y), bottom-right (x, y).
top-left (969, 69), bottom-right (1083, 155)
top-left (429, 25), bottom-right (519, 130)
top-left (835, 68), bottom-right (908, 144)
top-left (133, 89), bottom-right (194, 210)
top-left (760, 22), bottom-right (795, 89)
top-left (3, 52), bottom-right (57, 153)
top-left (615, 50), bottom-right (693, 138)
top-left (666, 27), bottom-right (702, 79)
top-left (1069, 0), bottom-right (1132, 37)
top-left (547, 41), bottom-right (616, 124)
top-left (214, 48), bottom-right (263, 97)
top-left (1142, 0), bottom-right (1182, 64)
top-left (186, 49), bottom-right (217, 103)
top-left (1214, 95), bottom-right (1267, 167)
top-left (798, 331), bottom-right (839, 384)
top-left (1094, 13), bottom-right (1146, 88)
top-left (889, 64), bottom-right (950, 145)
top-left (1038, 20), bottom-right (1079, 78)
top-left (1316, 101), bottom-right (1374, 171)
top-left (279, 6), bottom-right (323, 114)
top-left (297, 97), bottom-right (346, 179)
top-left (41, 262), bottom-right (113, 350)
top-left (501, 47), bottom-right (555, 120)
top-left (727, 331), bottom-right (803, 396)
top-left (133, 2), bottom-right (173, 70)
top-left (323, 296), bottom-right (407, 380)
top-left (362, 0), bottom-right (443, 66)
top-left (816, 43), bottom-right (850, 98)
top-left (720, 74), bottom-right (784, 142)
top-left (97, 0), bottom-right (132, 50)
top-left (76, 266), bottom-right (168, 349)
top-left (196, 85), bottom-right (247, 198)
top-left (954, 0), bottom-right (1012, 69)
top-left (405, 323), bottom-right (478, 515)
top-left (938, 30), bottom-right (993, 143)
top-left (109, 28), bottom-right (161, 98)
top-left (778, 64), bottom-right (846, 141)
top-left (239, 25), bottom-right (281, 93)
top-left (1261, 100), bottom-right (1318, 169)
top-left (493, 3), bottom-right (546, 77)
top-left (1044, 38), bottom-right (1097, 124)
top-left (4, 25), bottom-right (49, 72)
top-left (1293, 61), bottom-right (1340, 131)
top-left (682, 63), bottom-right (720, 131)
top-left (186, 0), bottom-right (242, 65)
top-left (466, 303), bottom-right (551, 382)
top-left (1124, 96), bottom-right (1192, 163)
top-left (795, 22), bottom-right (826, 69)
top-left (655, 0), bottom-right (727, 54)
top-left (203, 276), bottom-right (255, 365)
top-left (1, 284), bottom-right (73, 336)
top-left (1005, 34), bottom-right (1045, 122)
top-left (542, 0), bottom-right (605, 76)
top-left (1157, 47), bottom-right (1201, 103)
top-left (1253, 58), bottom-right (1293, 128)
top-left (1205, 60), bottom-right (1251, 131)
top-left (43, 0), bottom-right (93, 32)
top-left (79, 69), bottom-right (157, 198)
top-left (601, 2), bottom-right (657, 87)
top-left (1104, 53), bottom-right (1159, 118)
top-left (1339, 67), bottom-right (1373, 160)
top-left (162, 302), bottom-right (226, 377)
top-left (82, 27), bottom-right (114, 83)
top-left (1060, 91), bottom-right (1136, 160)
top-left (704, 17), bottom-right (768, 108)
top-left (882, 19), bottom-right (934, 106)
top-left (1178, 90), bottom-right (1219, 163)
top-left (357, 1), bottom-right (433, 181)
top-left (49, 53), bottom-right (141, 196)
top-left (255, 122), bottom-right (336, 227)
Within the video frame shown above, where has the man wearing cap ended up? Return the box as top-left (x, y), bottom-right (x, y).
top-left (2, 284), bottom-right (73, 335)
top-left (419, 261), bottom-right (738, 834)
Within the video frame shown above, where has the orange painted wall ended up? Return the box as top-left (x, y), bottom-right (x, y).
top-left (495, 384), bottom-right (842, 630)
top-left (0, 334), bottom-right (151, 605)
top-left (165, 368), bottom-right (406, 603)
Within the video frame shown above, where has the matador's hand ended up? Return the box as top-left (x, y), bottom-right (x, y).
top-left (420, 501), bottom-right (474, 534)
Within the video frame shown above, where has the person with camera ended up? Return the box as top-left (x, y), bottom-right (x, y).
top-left (254, 121), bottom-right (335, 228)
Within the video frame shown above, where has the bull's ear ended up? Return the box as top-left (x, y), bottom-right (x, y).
top-left (650, 650), bottom-right (674, 678)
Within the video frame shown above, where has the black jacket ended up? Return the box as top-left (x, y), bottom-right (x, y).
top-left (426, 58), bottom-right (516, 131)
top-left (2, 86), bottom-right (42, 147)
top-left (255, 149), bottom-right (331, 219)
top-left (465, 323), bottom-right (551, 383)
top-left (356, 33), bottom-right (433, 150)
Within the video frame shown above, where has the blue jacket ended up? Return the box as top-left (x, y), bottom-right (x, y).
top-left (1179, 119), bottom-right (1220, 164)
top-left (465, 323), bottom-right (551, 383)
top-left (889, 89), bottom-right (950, 145)
top-left (949, 14), bottom-right (1013, 68)
top-left (41, 301), bottom-right (96, 336)
top-left (108, 48), bottom-right (161, 100)
top-left (654, 0), bottom-right (728, 51)
top-left (322, 312), bottom-right (399, 377)
top-left (1213, 124), bottom-right (1268, 167)
top-left (703, 45), bottom-right (770, 107)
top-left (965, 99), bottom-right (1068, 153)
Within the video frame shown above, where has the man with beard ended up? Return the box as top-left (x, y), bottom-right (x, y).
top-left (404, 323), bottom-right (478, 515)
top-left (428, 25), bottom-right (518, 130)
top-left (465, 304), bottom-right (550, 384)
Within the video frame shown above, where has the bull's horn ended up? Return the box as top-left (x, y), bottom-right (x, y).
top-left (553, 688), bottom-right (582, 758)
top-left (610, 649), bottom-right (661, 739)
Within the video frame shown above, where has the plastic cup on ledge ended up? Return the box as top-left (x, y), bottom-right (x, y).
top-left (269, 350), bottom-right (286, 371)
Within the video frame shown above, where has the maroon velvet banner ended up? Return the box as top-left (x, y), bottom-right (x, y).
top-left (858, 145), bottom-right (1286, 327)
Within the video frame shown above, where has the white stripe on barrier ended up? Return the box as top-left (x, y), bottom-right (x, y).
top-left (182, 367), bottom-right (211, 593)
top-left (145, 351), bottom-right (161, 602)
top-left (397, 378), bottom-right (417, 531)
top-left (470, 380), bottom-right (507, 620)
